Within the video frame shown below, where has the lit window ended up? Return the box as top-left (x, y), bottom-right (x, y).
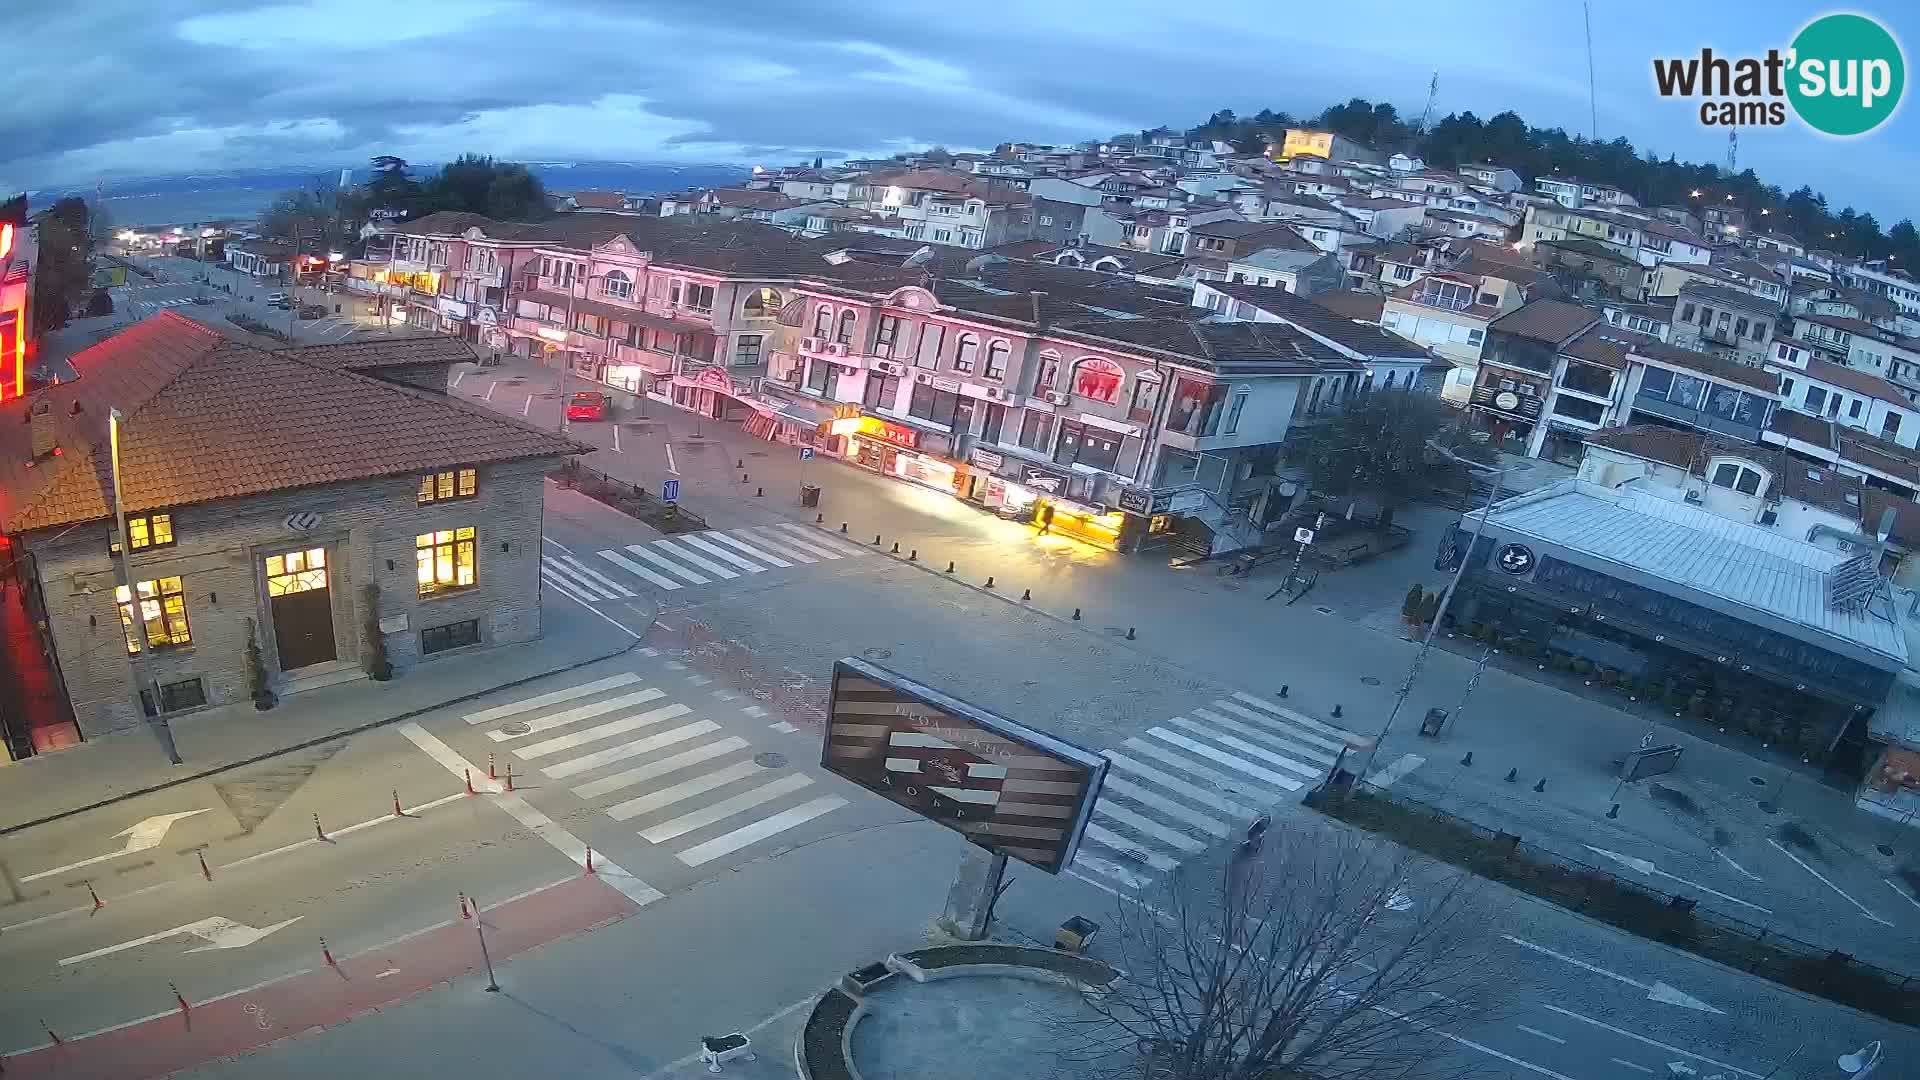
top-left (1071, 357), bottom-right (1125, 403)
top-left (417, 527), bottom-right (477, 596)
top-left (116, 576), bottom-right (191, 653)
top-left (112, 513), bottom-right (175, 553)
top-left (418, 468), bottom-right (478, 504)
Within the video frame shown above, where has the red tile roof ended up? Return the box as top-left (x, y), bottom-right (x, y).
top-left (1803, 357), bottom-right (1909, 404)
top-left (0, 313), bottom-right (578, 535)
top-left (1489, 299), bottom-right (1600, 345)
top-left (568, 190), bottom-right (628, 210)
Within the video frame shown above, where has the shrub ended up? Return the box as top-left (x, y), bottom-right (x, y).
top-left (1419, 593), bottom-right (1443, 626)
top-left (244, 618), bottom-right (276, 711)
top-left (1403, 584), bottom-right (1425, 619)
top-left (361, 583), bottom-right (393, 681)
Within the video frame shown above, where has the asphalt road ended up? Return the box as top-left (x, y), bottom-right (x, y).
top-left (459, 355), bottom-right (1920, 975)
top-left (4, 359), bottom-right (1915, 1076)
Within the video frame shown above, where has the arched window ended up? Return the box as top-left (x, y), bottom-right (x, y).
top-left (812, 304), bottom-right (833, 338)
top-left (742, 288), bottom-right (782, 318)
top-left (600, 270), bottom-right (633, 300)
top-left (954, 334), bottom-right (980, 374)
top-left (1036, 350), bottom-right (1062, 391)
top-left (984, 340), bottom-right (1011, 380)
top-left (836, 309), bottom-right (858, 345)
top-left (1383, 370), bottom-right (1398, 390)
top-left (1071, 357), bottom-right (1124, 403)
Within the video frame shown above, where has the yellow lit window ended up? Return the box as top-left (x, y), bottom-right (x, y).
top-left (115, 576), bottom-right (191, 653)
top-left (416, 527), bottom-right (477, 596)
top-left (111, 513), bottom-right (175, 553)
top-left (417, 467), bottom-right (478, 504)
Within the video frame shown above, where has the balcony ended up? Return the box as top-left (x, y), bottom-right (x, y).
top-left (611, 343), bottom-right (676, 374)
top-left (464, 266), bottom-right (504, 288)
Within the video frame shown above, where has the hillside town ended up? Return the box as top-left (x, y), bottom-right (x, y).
top-left (3, 118), bottom-right (1919, 1078)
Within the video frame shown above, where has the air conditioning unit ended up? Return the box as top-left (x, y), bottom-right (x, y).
top-left (1684, 488), bottom-right (1703, 504)
top-left (872, 359), bottom-right (905, 377)
top-left (801, 336), bottom-right (824, 353)
top-left (915, 372), bottom-right (935, 385)
top-left (983, 387), bottom-right (1007, 401)
top-left (1045, 391), bottom-right (1070, 406)
top-left (829, 342), bottom-right (851, 356)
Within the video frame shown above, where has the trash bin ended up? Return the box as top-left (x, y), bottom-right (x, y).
top-left (799, 484), bottom-right (821, 508)
top-left (1056, 916), bottom-right (1099, 954)
top-left (1419, 708), bottom-right (1447, 737)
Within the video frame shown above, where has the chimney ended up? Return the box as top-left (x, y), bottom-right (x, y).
top-left (1030, 291), bottom-right (1047, 328)
top-left (28, 399), bottom-right (56, 458)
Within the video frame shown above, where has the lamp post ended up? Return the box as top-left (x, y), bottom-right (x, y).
top-left (1360, 442), bottom-right (1506, 778)
top-left (109, 408), bottom-right (181, 765)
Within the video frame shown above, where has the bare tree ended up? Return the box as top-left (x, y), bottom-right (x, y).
top-left (1056, 827), bottom-right (1513, 1080)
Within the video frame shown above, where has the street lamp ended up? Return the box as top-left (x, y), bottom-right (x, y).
top-left (108, 407), bottom-right (182, 766)
top-left (1838, 1040), bottom-right (1882, 1077)
top-left (1360, 441), bottom-right (1507, 777)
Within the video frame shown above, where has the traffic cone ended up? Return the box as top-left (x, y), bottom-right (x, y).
top-left (488, 752), bottom-right (497, 781)
top-left (172, 982), bottom-right (191, 1014)
top-left (392, 789), bottom-right (404, 817)
top-left (86, 882), bottom-right (103, 911)
top-left (197, 850), bottom-right (212, 881)
top-left (465, 769), bottom-right (476, 796)
top-left (313, 813), bottom-right (327, 841)
top-left (584, 846), bottom-right (596, 875)
top-left (459, 892), bottom-right (472, 921)
top-left (505, 763), bottom-right (515, 792)
top-left (321, 937), bottom-right (337, 967)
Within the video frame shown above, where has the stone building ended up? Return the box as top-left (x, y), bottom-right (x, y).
top-left (0, 313), bottom-right (576, 740)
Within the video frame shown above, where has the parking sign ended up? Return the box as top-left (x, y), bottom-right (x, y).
top-left (662, 478), bottom-right (680, 504)
top-left (800, 447), bottom-right (815, 461)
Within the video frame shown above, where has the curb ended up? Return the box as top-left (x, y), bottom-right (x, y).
top-left (0, 632), bottom-right (649, 838)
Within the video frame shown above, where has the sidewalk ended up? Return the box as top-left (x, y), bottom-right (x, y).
top-left (0, 591), bottom-right (651, 836)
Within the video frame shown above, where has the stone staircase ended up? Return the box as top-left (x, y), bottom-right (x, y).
top-left (277, 659), bottom-right (367, 697)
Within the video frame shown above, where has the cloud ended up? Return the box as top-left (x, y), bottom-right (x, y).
top-left (1, 0), bottom-right (1914, 222)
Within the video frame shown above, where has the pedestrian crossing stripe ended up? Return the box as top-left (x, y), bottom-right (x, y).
top-left (463, 672), bottom-right (641, 725)
top-left (1067, 692), bottom-right (1423, 893)
top-left (581, 525), bottom-right (876, 593)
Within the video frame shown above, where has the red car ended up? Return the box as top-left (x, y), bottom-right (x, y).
top-left (566, 391), bottom-right (608, 422)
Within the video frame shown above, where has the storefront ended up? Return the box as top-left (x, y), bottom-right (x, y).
top-left (670, 365), bottom-right (761, 422)
top-left (435, 297), bottom-right (470, 338)
top-left (474, 306), bottom-right (507, 351)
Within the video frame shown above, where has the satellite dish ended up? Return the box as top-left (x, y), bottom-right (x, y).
top-left (900, 245), bottom-right (936, 268)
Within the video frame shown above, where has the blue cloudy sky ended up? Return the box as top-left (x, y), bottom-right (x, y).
top-left (2, 1), bottom-right (1914, 219)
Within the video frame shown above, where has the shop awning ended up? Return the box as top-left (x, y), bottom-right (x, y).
top-left (764, 396), bottom-right (834, 427)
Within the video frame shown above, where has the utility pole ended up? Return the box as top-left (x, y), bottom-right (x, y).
top-left (1583, 0), bottom-right (1599, 141)
top-left (559, 255), bottom-right (595, 435)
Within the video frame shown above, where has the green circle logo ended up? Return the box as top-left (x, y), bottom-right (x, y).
top-left (1788, 13), bottom-right (1905, 136)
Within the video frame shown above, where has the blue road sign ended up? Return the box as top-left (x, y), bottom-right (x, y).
top-left (662, 478), bottom-right (680, 504)
top-left (799, 447), bottom-right (816, 461)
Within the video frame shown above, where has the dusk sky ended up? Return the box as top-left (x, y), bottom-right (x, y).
top-left (4, 1), bottom-right (1916, 221)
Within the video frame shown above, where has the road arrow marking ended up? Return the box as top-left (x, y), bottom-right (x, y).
top-left (1502, 935), bottom-right (1722, 1014)
top-left (1584, 845), bottom-right (1772, 915)
top-left (23, 809), bottom-right (212, 882)
top-left (59, 915), bottom-right (301, 966)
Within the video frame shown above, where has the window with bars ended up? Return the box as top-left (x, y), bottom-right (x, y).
top-left (418, 468), bottom-right (478, 504)
top-left (141, 677), bottom-right (208, 716)
top-left (118, 576), bottom-right (191, 653)
top-left (416, 528), bottom-right (477, 596)
top-left (422, 619), bottom-right (481, 654)
top-left (111, 513), bottom-right (175, 553)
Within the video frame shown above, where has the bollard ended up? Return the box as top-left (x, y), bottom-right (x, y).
top-left (198, 850), bottom-right (212, 881)
top-left (393, 790), bottom-right (404, 817)
top-left (585, 846), bottom-right (596, 875)
top-left (756, 487), bottom-right (764, 497)
top-left (1279, 685), bottom-right (1289, 698)
top-left (1332, 704), bottom-right (1343, 718)
top-left (505, 762), bottom-right (515, 792)
top-left (1072, 608), bottom-right (1082, 620)
top-left (321, 937), bottom-right (337, 967)
top-left (465, 768), bottom-right (476, 796)
top-left (985, 576), bottom-right (995, 589)
top-left (736, 459), bottom-right (743, 469)
top-left (314, 813), bottom-right (327, 841)
top-left (1606, 803), bottom-right (1620, 819)
top-left (1504, 768), bottom-right (1517, 783)
top-left (172, 982), bottom-right (191, 1015)
top-left (1126, 627), bottom-right (1136, 640)
top-left (1533, 777), bottom-right (1546, 793)
top-left (1021, 589), bottom-right (1031, 601)
top-left (816, 513), bottom-right (824, 523)
top-left (840, 522), bottom-right (849, 533)
top-left (489, 752), bottom-right (497, 780)
top-left (41, 1021), bottom-right (62, 1046)
top-left (891, 542), bottom-right (900, 554)
top-left (1460, 751), bottom-right (1473, 767)
top-left (87, 881), bottom-right (104, 911)
top-left (460, 892), bottom-right (472, 920)
top-left (873, 534), bottom-right (882, 546)
top-left (908, 549), bottom-right (917, 561)
top-left (742, 473), bottom-right (750, 483)
top-left (945, 561), bottom-right (955, 573)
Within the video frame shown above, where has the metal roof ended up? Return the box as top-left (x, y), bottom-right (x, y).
top-left (1473, 480), bottom-right (1909, 664)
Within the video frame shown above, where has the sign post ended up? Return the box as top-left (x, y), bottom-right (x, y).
top-left (823, 659), bottom-right (1108, 940)
top-left (661, 478), bottom-right (680, 504)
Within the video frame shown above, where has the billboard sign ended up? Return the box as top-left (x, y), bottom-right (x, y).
top-left (823, 658), bottom-right (1107, 874)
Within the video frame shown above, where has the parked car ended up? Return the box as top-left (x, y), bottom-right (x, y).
top-left (298, 304), bottom-right (326, 320)
top-left (265, 292), bottom-right (291, 309)
top-left (566, 391), bottom-right (609, 422)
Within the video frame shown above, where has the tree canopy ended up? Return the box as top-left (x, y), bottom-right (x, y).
top-left (1178, 97), bottom-right (1920, 268)
top-left (30, 196), bottom-right (98, 334)
top-left (260, 154), bottom-right (550, 252)
top-left (1290, 388), bottom-right (1495, 509)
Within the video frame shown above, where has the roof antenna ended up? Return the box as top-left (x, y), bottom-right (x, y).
top-left (1583, 0), bottom-right (1599, 140)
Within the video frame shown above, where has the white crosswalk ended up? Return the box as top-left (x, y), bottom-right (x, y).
top-left (1070, 692), bottom-right (1415, 892)
top-left (578, 523), bottom-right (873, 596)
top-left (459, 673), bottom-right (848, 868)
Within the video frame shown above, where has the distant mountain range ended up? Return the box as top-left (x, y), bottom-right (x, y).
top-left (30, 161), bottom-right (756, 227)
